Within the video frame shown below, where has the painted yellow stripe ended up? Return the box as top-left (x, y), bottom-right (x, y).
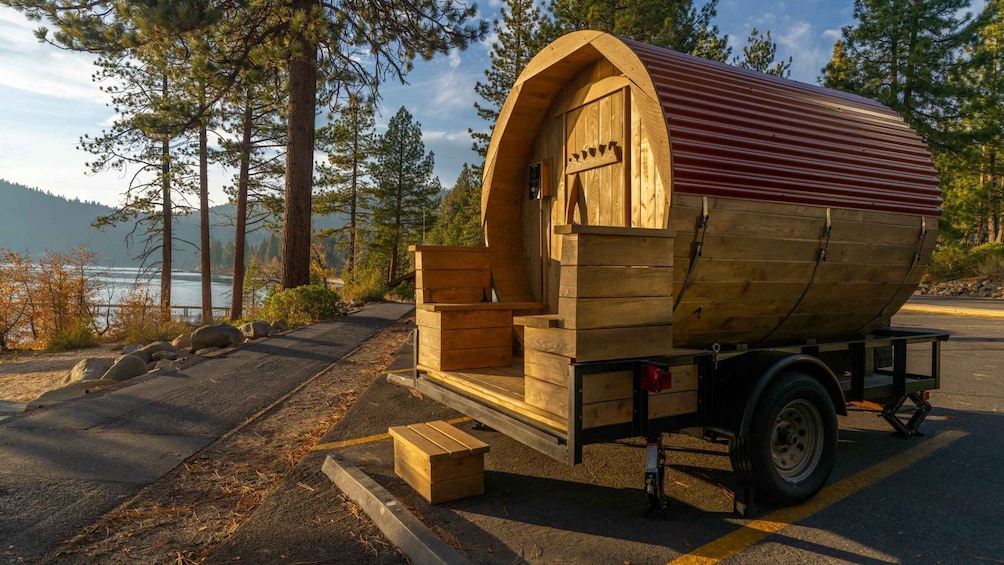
top-left (670, 429), bottom-right (967, 565)
top-left (900, 303), bottom-right (1004, 319)
top-left (309, 416), bottom-right (473, 452)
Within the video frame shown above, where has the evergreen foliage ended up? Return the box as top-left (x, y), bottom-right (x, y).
top-left (316, 97), bottom-right (377, 281)
top-left (367, 107), bottom-right (442, 284)
top-left (821, 0), bottom-right (980, 142)
top-left (547, 0), bottom-right (730, 60)
top-left (471, 0), bottom-right (551, 158)
top-left (429, 164), bottom-right (484, 246)
top-left (734, 28), bottom-right (792, 77)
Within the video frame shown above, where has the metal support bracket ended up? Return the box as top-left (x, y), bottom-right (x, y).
top-left (644, 434), bottom-right (669, 519)
top-left (882, 392), bottom-right (931, 437)
top-left (733, 483), bottom-right (759, 517)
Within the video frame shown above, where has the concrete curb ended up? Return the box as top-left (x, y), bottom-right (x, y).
top-left (321, 453), bottom-right (472, 565)
top-left (900, 303), bottom-right (1004, 318)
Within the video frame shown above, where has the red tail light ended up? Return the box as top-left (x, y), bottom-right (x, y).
top-left (640, 364), bottom-right (672, 393)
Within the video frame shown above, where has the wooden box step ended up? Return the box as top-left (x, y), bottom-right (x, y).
top-left (388, 421), bottom-right (490, 504)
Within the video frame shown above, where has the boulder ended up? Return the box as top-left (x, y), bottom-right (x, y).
top-left (172, 332), bottom-right (192, 350)
top-left (101, 354), bottom-right (149, 383)
top-left (122, 343), bottom-right (143, 355)
top-left (195, 347), bottom-right (221, 356)
top-left (150, 350), bottom-right (180, 362)
top-left (60, 358), bottom-right (115, 385)
top-left (241, 321), bottom-right (272, 340)
top-left (190, 323), bottom-right (243, 352)
top-left (137, 341), bottom-right (176, 363)
top-left (147, 359), bottom-right (175, 371)
top-left (28, 380), bottom-right (117, 410)
top-left (270, 320), bottom-right (289, 333)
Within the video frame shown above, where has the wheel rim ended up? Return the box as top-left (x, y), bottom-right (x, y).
top-left (770, 399), bottom-right (823, 484)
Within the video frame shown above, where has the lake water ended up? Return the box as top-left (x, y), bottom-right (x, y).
top-left (91, 266), bottom-right (235, 310)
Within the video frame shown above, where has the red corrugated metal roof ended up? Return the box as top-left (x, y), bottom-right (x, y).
top-left (623, 39), bottom-right (942, 216)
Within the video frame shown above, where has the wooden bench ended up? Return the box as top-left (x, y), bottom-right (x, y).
top-left (388, 420), bottom-right (490, 504)
top-left (411, 245), bottom-right (541, 371)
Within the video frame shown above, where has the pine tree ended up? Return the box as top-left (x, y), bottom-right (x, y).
top-left (819, 40), bottom-right (860, 91)
top-left (368, 107), bottom-right (442, 283)
top-left (547, 0), bottom-right (730, 61)
top-left (316, 96), bottom-right (376, 282)
top-left (429, 165), bottom-right (484, 246)
top-left (734, 28), bottom-right (792, 77)
top-left (471, 0), bottom-right (551, 158)
top-left (821, 0), bottom-right (979, 142)
top-left (939, 0), bottom-right (1004, 243)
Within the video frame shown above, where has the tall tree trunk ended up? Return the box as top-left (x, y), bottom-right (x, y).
top-left (160, 77), bottom-right (172, 320)
top-left (281, 0), bottom-right (319, 290)
top-left (348, 122), bottom-right (359, 280)
top-left (388, 184), bottom-right (403, 284)
top-left (199, 85), bottom-right (213, 324)
top-left (231, 93), bottom-right (253, 320)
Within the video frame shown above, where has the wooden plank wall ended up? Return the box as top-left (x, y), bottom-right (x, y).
top-left (522, 226), bottom-right (683, 426)
top-left (416, 309), bottom-right (513, 371)
top-left (523, 59), bottom-right (668, 316)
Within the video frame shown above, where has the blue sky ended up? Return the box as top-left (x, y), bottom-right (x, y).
top-left (0, 2), bottom-right (971, 207)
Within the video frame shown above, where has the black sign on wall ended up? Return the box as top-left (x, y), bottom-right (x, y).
top-left (529, 162), bottom-right (542, 200)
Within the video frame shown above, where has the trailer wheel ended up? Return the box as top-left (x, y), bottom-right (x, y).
top-left (730, 371), bottom-right (837, 506)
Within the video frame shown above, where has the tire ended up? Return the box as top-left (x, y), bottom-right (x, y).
top-left (729, 371), bottom-right (838, 506)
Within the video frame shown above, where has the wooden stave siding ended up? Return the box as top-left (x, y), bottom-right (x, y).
top-left (669, 194), bottom-right (936, 347)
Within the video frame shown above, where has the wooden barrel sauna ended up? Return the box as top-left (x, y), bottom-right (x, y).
top-left (481, 30), bottom-right (941, 350)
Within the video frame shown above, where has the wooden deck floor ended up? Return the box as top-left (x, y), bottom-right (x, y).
top-left (418, 359), bottom-right (567, 433)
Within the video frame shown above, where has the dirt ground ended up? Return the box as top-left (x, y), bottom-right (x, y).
top-left (42, 316), bottom-right (414, 564)
top-left (0, 345), bottom-right (121, 402)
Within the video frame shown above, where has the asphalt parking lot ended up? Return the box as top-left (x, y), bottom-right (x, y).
top-left (324, 308), bottom-right (1004, 564)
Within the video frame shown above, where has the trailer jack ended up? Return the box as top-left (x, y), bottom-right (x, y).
top-left (644, 435), bottom-right (669, 519)
top-left (882, 392), bottom-right (931, 437)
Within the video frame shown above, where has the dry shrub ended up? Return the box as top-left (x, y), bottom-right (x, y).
top-left (108, 289), bottom-right (195, 344)
top-left (0, 247), bottom-right (99, 351)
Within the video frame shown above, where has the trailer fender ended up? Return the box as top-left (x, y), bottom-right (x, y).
top-left (712, 351), bottom-right (847, 437)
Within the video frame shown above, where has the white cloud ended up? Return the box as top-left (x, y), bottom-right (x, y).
top-left (448, 48), bottom-right (462, 69)
top-left (778, 21), bottom-right (812, 50)
top-left (823, 28), bottom-right (841, 42)
top-left (0, 9), bottom-right (108, 104)
top-left (423, 130), bottom-right (471, 143)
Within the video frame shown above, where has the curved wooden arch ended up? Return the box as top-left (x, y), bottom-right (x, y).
top-left (481, 31), bottom-right (673, 303)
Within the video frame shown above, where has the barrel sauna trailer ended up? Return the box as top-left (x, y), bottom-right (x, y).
top-left (402, 31), bottom-right (948, 511)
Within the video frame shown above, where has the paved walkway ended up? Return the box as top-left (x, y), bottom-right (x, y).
top-left (0, 302), bottom-right (414, 563)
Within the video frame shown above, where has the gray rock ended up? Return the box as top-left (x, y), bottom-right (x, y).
top-left (241, 321), bottom-right (272, 340)
top-left (150, 350), bottom-right (180, 362)
top-left (136, 341), bottom-right (176, 362)
top-left (172, 332), bottom-right (192, 350)
top-left (101, 354), bottom-right (148, 382)
top-left (190, 324), bottom-right (243, 352)
top-left (61, 358), bottom-right (115, 385)
top-left (147, 359), bottom-right (175, 371)
top-left (195, 347), bottom-right (221, 356)
top-left (28, 380), bottom-right (117, 409)
top-left (122, 343), bottom-right (143, 354)
top-left (270, 320), bottom-right (288, 333)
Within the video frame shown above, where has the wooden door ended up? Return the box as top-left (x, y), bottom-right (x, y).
top-left (563, 88), bottom-right (630, 227)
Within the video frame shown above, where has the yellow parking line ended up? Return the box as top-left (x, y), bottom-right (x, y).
top-left (670, 429), bottom-right (967, 565)
top-left (309, 416), bottom-right (473, 452)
